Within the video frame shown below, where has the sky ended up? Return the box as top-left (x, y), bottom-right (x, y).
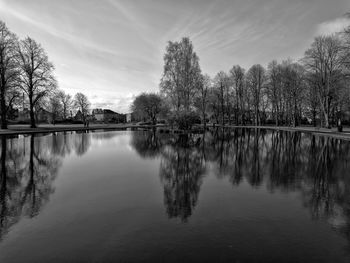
top-left (0, 0), bottom-right (349, 113)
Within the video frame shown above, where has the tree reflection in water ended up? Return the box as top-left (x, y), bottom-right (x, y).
top-left (131, 129), bottom-right (163, 158)
top-left (132, 130), bottom-right (206, 222)
top-left (0, 131), bottom-right (94, 240)
top-left (160, 134), bottom-right (206, 222)
top-left (74, 131), bottom-right (91, 156)
top-left (131, 128), bottom-right (350, 243)
top-left (1, 129), bottom-right (350, 249)
top-left (0, 135), bottom-right (60, 239)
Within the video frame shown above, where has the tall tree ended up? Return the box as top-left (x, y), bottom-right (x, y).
top-left (57, 90), bottom-right (72, 120)
top-left (160, 37), bottom-right (202, 112)
top-left (74, 92), bottom-right (90, 121)
top-left (48, 92), bottom-right (62, 124)
top-left (305, 72), bottom-right (320, 126)
top-left (303, 35), bottom-right (344, 128)
top-left (0, 21), bottom-right (19, 129)
top-left (267, 60), bottom-right (283, 126)
top-left (194, 74), bottom-right (211, 128)
top-left (280, 61), bottom-right (305, 127)
top-left (213, 71), bottom-right (230, 125)
top-left (246, 64), bottom-right (266, 126)
top-left (230, 65), bottom-right (246, 125)
top-left (207, 86), bottom-right (221, 125)
top-left (342, 16), bottom-right (350, 70)
top-left (17, 37), bottom-right (56, 128)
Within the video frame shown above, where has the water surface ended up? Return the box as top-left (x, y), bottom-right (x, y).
top-left (0, 129), bottom-right (349, 262)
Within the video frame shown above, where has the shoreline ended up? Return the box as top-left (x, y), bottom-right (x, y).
top-left (0, 124), bottom-right (157, 136)
top-left (1, 123), bottom-right (350, 140)
top-left (221, 124), bottom-right (350, 141)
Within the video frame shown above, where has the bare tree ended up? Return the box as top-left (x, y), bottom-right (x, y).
top-left (266, 60), bottom-right (283, 126)
top-left (303, 35), bottom-right (344, 128)
top-left (160, 37), bottom-right (202, 113)
top-left (284, 61), bottom-right (306, 127)
top-left (213, 71), bottom-right (230, 125)
top-left (0, 21), bottom-right (19, 129)
top-left (207, 86), bottom-right (220, 125)
top-left (194, 74), bottom-right (211, 128)
top-left (305, 72), bottom-right (320, 126)
top-left (48, 92), bottom-right (62, 124)
top-left (342, 16), bottom-right (350, 70)
top-left (230, 65), bottom-right (246, 125)
top-left (17, 37), bottom-right (56, 128)
top-left (57, 90), bottom-right (72, 120)
top-left (74, 92), bottom-right (90, 121)
top-left (246, 64), bottom-right (266, 126)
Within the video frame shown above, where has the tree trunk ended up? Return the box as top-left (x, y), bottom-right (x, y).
top-left (318, 93), bottom-right (329, 128)
top-left (63, 105), bottom-right (67, 120)
top-left (1, 136), bottom-right (7, 210)
top-left (1, 136), bottom-right (6, 178)
top-left (202, 111), bottom-right (206, 129)
top-left (326, 96), bottom-right (331, 128)
top-left (275, 107), bottom-right (278, 127)
top-left (0, 90), bottom-right (7, 129)
top-left (221, 101), bottom-right (225, 126)
top-left (29, 95), bottom-right (36, 128)
top-left (312, 110), bottom-right (316, 127)
top-left (293, 100), bottom-right (297, 127)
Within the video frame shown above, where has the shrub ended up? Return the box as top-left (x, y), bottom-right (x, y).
top-left (174, 110), bottom-right (201, 130)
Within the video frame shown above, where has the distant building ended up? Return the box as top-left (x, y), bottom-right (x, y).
top-left (126, 113), bottom-right (132, 123)
top-left (92, 108), bottom-right (125, 123)
top-left (126, 112), bottom-right (138, 123)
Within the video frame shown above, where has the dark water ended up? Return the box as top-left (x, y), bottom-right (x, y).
top-left (0, 129), bottom-right (350, 263)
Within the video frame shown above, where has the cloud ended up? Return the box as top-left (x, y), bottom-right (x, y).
top-left (91, 93), bottom-right (136, 114)
top-left (2, 0), bottom-right (350, 112)
top-left (316, 17), bottom-right (350, 35)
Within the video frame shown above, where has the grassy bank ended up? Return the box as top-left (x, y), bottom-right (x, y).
top-left (1, 123), bottom-right (350, 140)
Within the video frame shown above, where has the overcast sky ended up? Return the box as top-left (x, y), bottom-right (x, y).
top-left (0, 0), bottom-right (349, 113)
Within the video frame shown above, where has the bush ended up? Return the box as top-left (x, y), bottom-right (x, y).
top-left (173, 110), bottom-right (201, 130)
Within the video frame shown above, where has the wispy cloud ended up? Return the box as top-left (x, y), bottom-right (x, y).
top-left (1, 0), bottom-right (349, 112)
top-left (316, 16), bottom-right (350, 35)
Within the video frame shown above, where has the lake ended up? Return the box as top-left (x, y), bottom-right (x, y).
top-left (0, 128), bottom-right (349, 262)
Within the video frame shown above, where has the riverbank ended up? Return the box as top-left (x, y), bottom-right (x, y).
top-left (0, 123), bottom-right (158, 136)
top-left (221, 124), bottom-right (350, 141)
top-left (1, 123), bottom-right (350, 140)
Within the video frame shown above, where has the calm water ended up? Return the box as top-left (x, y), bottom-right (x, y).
top-left (0, 129), bottom-right (350, 262)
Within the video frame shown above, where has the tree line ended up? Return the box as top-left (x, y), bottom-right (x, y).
top-left (0, 21), bottom-right (91, 128)
top-left (133, 20), bottom-right (350, 129)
